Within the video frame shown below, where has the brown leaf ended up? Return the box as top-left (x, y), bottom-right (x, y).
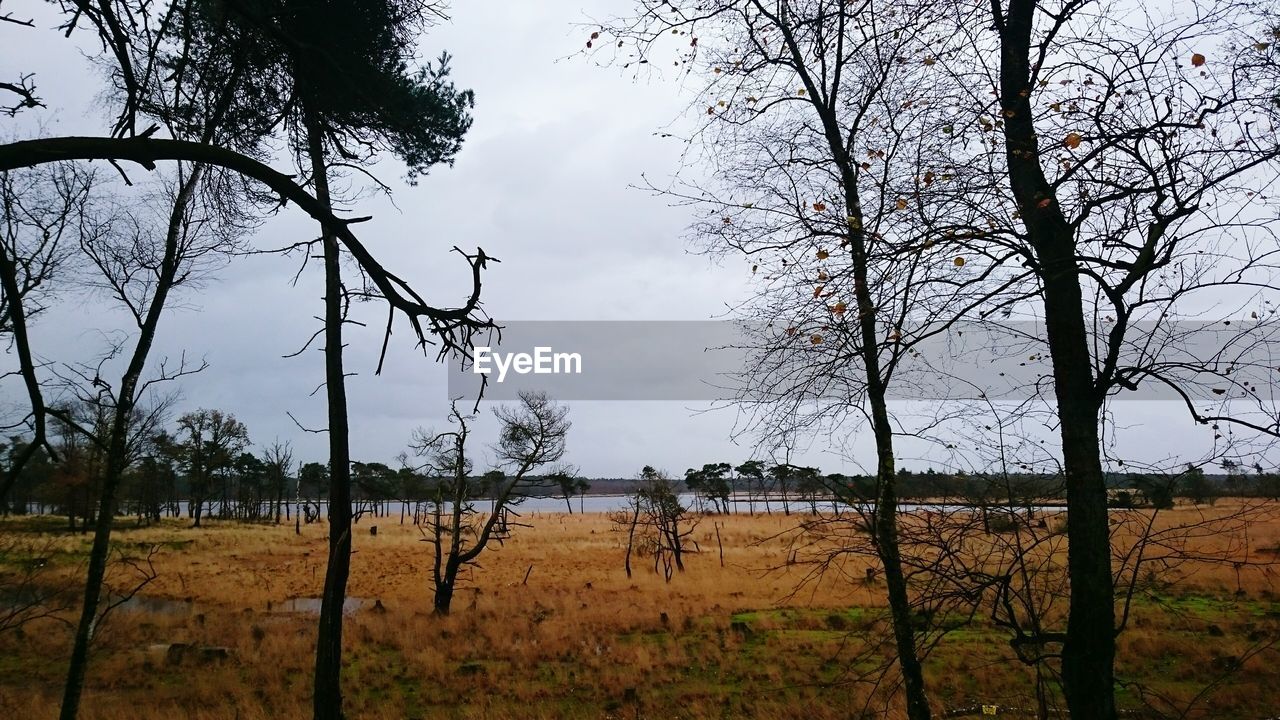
top-left (1191, 53), bottom-right (1206, 67)
top-left (816, 249), bottom-right (830, 260)
top-left (1063, 132), bottom-right (1082, 149)
top-left (953, 256), bottom-right (966, 267)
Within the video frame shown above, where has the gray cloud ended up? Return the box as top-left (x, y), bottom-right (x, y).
top-left (0, 0), bottom-right (1253, 478)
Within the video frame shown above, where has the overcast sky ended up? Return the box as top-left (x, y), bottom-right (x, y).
top-left (0, 1), bottom-right (1248, 478)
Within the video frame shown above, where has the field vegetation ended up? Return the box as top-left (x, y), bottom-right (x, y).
top-left (2, 504), bottom-right (1276, 719)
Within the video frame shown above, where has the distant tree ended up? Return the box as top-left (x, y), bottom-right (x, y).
top-left (612, 466), bottom-right (699, 582)
top-left (2, 436), bottom-right (54, 516)
top-left (261, 441), bottom-right (294, 524)
top-left (1131, 474), bottom-right (1175, 511)
top-left (1255, 471), bottom-right (1280, 501)
top-left (297, 462), bottom-right (329, 523)
top-left (175, 409), bottom-right (250, 526)
top-left (768, 464), bottom-right (797, 516)
top-left (734, 460), bottom-right (767, 515)
top-left (125, 433), bottom-right (178, 524)
top-left (351, 461), bottom-right (398, 519)
top-left (550, 470), bottom-right (590, 514)
top-left (684, 462), bottom-right (732, 514)
top-left (233, 453), bottom-right (267, 520)
top-left (1180, 465), bottom-right (1216, 507)
top-left (793, 466), bottom-right (824, 515)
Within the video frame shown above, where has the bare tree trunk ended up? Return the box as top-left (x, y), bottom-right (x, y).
top-left (623, 501), bottom-right (640, 579)
top-left (997, 3), bottom-right (1115, 717)
top-left (307, 115), bottom-right (353, 720)
top-left (1041, 241), bottom-right (1114, 718)
top-left (60, 165), bottom-right (203, 720)
top-left (850, 225), bottom-right (932, 720)
top-left (433, 557), bottom-right (458, 614)
top-left (0, 236), bottom-right (48, 507)
top-left (668, 517), bottom-right (685, 572)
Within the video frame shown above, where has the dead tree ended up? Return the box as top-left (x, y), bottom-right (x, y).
top-left (591, 3), bottom-right (1030, 716)
top-left (0, 163), bottom-right (94, 509)
top-left (612, 466), bottom-right (699, 582)
top-left (408, 392), bottom-right (571, 614)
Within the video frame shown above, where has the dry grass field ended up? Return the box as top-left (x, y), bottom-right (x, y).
top-left (1, 505), bottom-right (1278, 719)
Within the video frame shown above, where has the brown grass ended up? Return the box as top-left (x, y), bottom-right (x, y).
top-left (1, 504), bottom-right (1277, 719)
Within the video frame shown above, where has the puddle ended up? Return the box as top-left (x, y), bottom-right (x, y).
top-left (116, 596), bottom-right (194, 616)
top-left (276, 597), bottom-right (369, 615)
top-left (6, 589), bottom-right (373, 618)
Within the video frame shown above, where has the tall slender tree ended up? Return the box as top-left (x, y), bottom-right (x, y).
top-left (196, 2), bottom-right (474, 714)
top-left (959, 1), bottom-right (1280, 715)
top-left (595, 3), bottom-right (1021, 715)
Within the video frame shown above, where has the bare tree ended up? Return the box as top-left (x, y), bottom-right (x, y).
top-left (407, 391), bottom-right (571, 614)
top-left (591, 2), bottom-right (1029, 715)
top-left (918, 2), bottom-right (1280, 715)
top-left (50, 160), bottom-right (238, 718)
top-left (262, 440), bottom-right (294, 524)
top-left (0, 164), bottom-right (94, 509)
top-left (611, 465), bottom-right (700, 582)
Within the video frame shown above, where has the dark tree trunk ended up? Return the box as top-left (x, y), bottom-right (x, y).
top-left (1040, 240), bottom-right (1114, 719)
top-left (60, 165), bottom-right (202, 720)
top-left (669, 519), bottom-right (685, 572)
top-left (0, 226), bottom-right (52, 509)
top-left (59, 437), bottom-right (126, 720)
top-left (996, 2), bottom-right (1115, 717)
top-left (308, 116), bottom-right (353, 720)
top-left (433, 559), bottom-right (458, 614)
top-left (433, 582), bottom-right (454, 614)
top-left (850, 216), bottom-right (932, 720)
top-left (623, 502), bottom-right (640, 579)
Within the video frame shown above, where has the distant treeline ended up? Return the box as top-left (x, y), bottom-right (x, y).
top-left (4, 410), bottom-right (1273, 529)
top-left (586, 461), bottom-right (1275, 513)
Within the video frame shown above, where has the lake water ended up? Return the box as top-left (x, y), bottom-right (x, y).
top-left (38, 494), bottom-right (1064, 520)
